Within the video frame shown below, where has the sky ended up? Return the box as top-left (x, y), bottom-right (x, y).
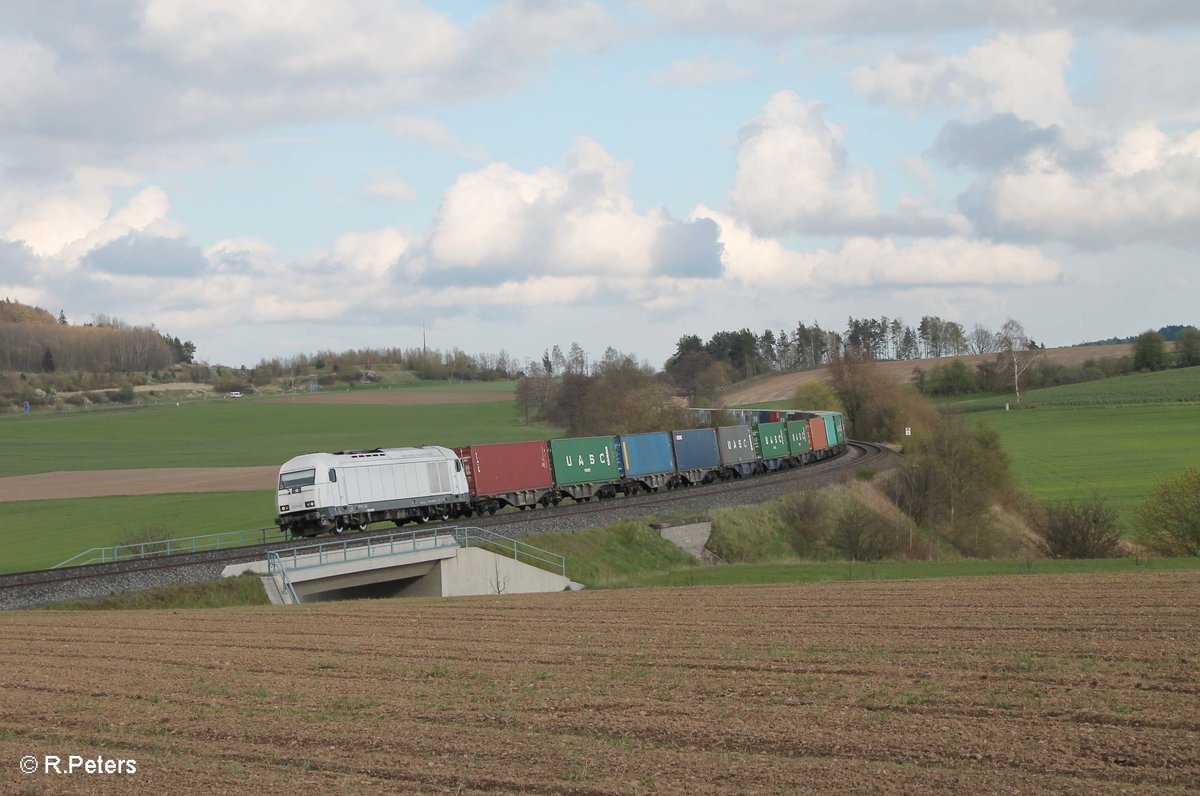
top-left (1, 1), bottom-right (1197, 369)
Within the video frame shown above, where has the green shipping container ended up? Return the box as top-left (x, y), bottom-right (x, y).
top-left (548, 436), bottom-right (621, 486)
top-left (785, 419), bottom-right (810, 454)
top-left (752, 421), bottom-right (790, 460)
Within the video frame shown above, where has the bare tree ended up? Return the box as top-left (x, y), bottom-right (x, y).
top-left (995, 319), bottom-right (1041, 408)
top-left (968, 324), bottom-right (996, 355)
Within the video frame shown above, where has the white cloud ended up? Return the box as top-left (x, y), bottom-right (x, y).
top-left (697, 205), bottom-right (1062, 288)
top-left (387, 117), bottom-right (487, 160)
top-left (649, 57), bottom-right (752, 87)
top-left (635, 2), bottom-right (1199, 36)
top-left (331, 228), bottom-right (409, 276)
top-left (420, 138), bottom-right (720, 280)
top-left (1085, 33), bottom-right (1200, 127)
top-left (969, 125), bottom-right (1200, 245)
top-left (849, 32), bottom-right (1074, 126)
top-left (364, 170), bottom-right (417, 203)
top-left (728, 92), bottom-right (969, 237)
top-left (729, 92), bottom-right (877, 235)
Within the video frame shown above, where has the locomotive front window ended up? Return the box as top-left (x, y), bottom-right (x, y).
top-left (279, 468), bottom-right (316, 490)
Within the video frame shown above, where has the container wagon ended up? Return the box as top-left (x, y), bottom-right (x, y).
top-left (785, 419), bottom-right (811, 464)
top-left (716, 424), bottom-right (758, 478)
top-left (616, 432), bottom-right (676, 494)
top-left (548, 435), bottom-right (623, 502)
top-left (669, 427), bottom-right (722, 486)
top-left (806, 416), bottom-right (829, 456)
top-left (453, 440), bottom-right (554, 514)
top-left (751, 421), bottom-right (791, 471)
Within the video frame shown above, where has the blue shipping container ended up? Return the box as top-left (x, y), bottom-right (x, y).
top-left (670, 428), bottom-right (720, 471)
top-left (618, 432), bottom-right (676, 477)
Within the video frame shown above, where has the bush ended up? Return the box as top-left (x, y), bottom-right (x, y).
top-left (1031, 496), bottom-right (1123, 559)
top-left (829, 502), bottom-right (899, 561)
top-left (776, 491), bottom-right (829, 557)
top-left (1136, 467), bottom-right (1200, 555)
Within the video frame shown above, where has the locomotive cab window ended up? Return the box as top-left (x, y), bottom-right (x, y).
top-left (329, 469), bottom-right (337, 483)
top-left (279, 468), bottom-right (316, 490)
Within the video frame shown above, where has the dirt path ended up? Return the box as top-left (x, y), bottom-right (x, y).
top-left (0, 571), bottom-right (1195, 793)
top-left (0, 467), bottom-right (280, 501)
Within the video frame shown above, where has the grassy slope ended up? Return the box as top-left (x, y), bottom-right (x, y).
top-left (2, 492), bottom-right (274, 572)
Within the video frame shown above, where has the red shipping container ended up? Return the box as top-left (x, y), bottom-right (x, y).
top-left (453, 441), bottom-right (553, 499)
top-left (806, 417), bottom-right (829, 452)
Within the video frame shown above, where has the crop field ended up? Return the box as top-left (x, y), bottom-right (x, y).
top-left (980, 404), bottom-right (1197, 522)
top-left (0, 397), bottom-right (554, 477)
top-left (1, 571), bottom-right (1196, 794)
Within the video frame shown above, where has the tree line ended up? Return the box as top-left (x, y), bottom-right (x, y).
top-left (0, 300), bottom-right (196, 375)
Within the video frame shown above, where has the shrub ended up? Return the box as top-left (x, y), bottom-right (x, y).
top-left (1031, 496), bottom-right (1123, 559)
top-left (776, 491), bottom-right (828, 557)
top-left (1136, 467), bottom-right (1200, 555)
top-left (828, 502), bottom-right (899, 561)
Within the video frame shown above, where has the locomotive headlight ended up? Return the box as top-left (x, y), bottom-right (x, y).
top-left (305, 501), bottom-right (315, 508)
top-left (280, 504), bottom-right (290, 512)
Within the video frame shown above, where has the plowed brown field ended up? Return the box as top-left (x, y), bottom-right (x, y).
top-left (2, 572), bottom-right (1197, 794)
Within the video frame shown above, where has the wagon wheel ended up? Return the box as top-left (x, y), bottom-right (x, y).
top-left (332, 523), bottom-right (346, 535)
top-left (357, 521), bottom-right (368, 532)
top-left (439, 507), bottom-right (451, 521)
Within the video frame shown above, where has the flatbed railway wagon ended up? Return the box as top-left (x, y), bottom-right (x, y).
top-left (276, 446), bottom-right (469, 537)
top-left (784, 418), bottom-right (811, 464)
top-left (548, 435), bottom-right (623, 502)
top-left (716, 424), bottom-right (758, 478)
top-left (453, 440), bottom-right (554, 514)
top-left (751, 420), bottom-right (791, 471)
top-left (669, 427), bottom-right (722, 486)
top-left (616, 431), bottom-right (677, 494)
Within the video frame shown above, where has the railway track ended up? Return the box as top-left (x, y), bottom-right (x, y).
top-left (0, 441), bottom-right (894, 608)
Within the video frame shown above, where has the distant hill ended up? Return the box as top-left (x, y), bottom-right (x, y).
top-left (719, 343), bottom-right (1138, 406)
top-left (0, 298), bottom-right (57, 325)
top-left (1079, 325), bottom-right (1193, 345)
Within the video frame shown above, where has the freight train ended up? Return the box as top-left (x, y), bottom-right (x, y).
top-left (274, 410), bottom-right (847, 538)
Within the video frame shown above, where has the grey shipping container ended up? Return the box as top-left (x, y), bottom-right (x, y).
top-left (716, 425), bottom-right (756, 466)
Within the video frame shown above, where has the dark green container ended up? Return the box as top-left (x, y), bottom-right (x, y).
top-left (752, 421), bottom-right (790, 460)
top-left (785, 420), bottom-right (810, 454)
top-left (548, 436), bottom-right (621, 486)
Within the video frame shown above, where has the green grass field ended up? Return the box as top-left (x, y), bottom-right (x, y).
top-left (959, 369), bottom-right (1200, 523)
top-left (0, 398), bottom-right (556, 476)
top-left (2, 492), bottom-right (275, 572)
top-left (979, 404), bottom-right (1197, 521)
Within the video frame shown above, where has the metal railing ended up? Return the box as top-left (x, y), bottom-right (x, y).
top-left (53, 526), bottom-right (288, 569)
top-left (454, 526), bottom-right (566, 578)
top-left (265, 528), bottom-right (459, 575)
top-left (266, 550), bottom-right (301, 605)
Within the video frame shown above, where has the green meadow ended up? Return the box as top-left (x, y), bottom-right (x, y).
top-left (963, 369), bottom-right (1199, 523)
top-left (0, 396), bottom-right (556, 476)
top-left (2, 492), bottom-right (274, 572)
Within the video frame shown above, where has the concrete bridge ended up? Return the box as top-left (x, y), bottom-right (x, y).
top-left (225, 527), bottom-right (572, 604)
